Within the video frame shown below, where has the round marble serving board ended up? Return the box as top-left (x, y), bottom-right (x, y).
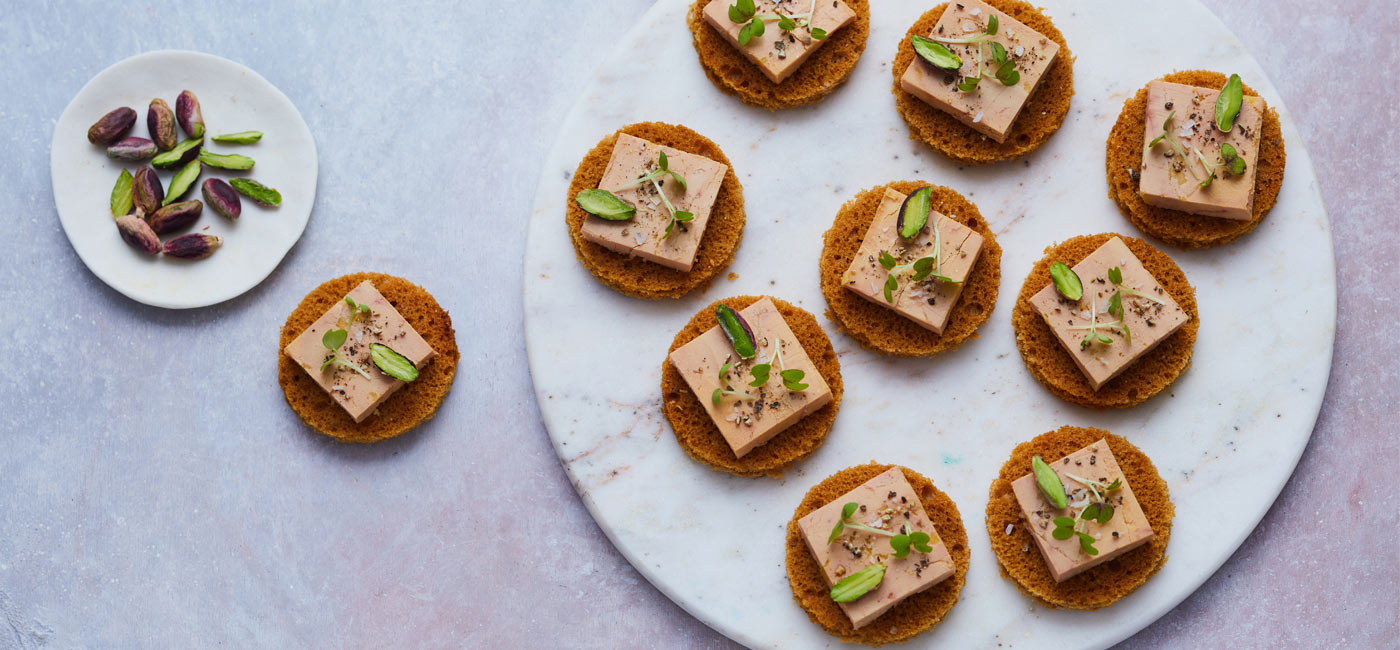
top-left (523, 1), bottom-right (1334, 648)
top-left (52, 50), bottom-right (317, 309)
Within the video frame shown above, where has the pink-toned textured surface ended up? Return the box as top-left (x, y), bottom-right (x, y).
top-left (0, 1), bottom-right (1393, 648)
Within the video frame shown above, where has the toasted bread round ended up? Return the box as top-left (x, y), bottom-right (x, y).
top-left (566, 122), bottom-right (746, 300)
top-left (661, 295), bottom-right (842, 477)
top-left (687, 0), bottom-right (870, 110)
top-left (278, 273), bottom-right (459, 443)
top-left (985, 426), bottom-right (1173, 609)
top-left (1011, 233), bottom-right (1197, 409)
top-left (1106, 70), bottom-right (1286, 248)
top-left (786, 463), bottom-right (968, 645)
top-left (819, 181), bottom-right (1001, 357)
top-left (892, 0), bottom-right (1074, 165)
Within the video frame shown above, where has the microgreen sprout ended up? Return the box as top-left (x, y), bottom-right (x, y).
top-left (877, 214), bottom-right (959, 304)
top-left (828, 502), bottom-right (936, 560)
top-left (344, 296), bottom-right (372, 322)
top-left (926, 12), bottom-right (1018, 91)
top-left (1149, 109), bottom-right (1241, 189)
top-left (747, 336), bottom-right (808, 391)
top-left (711, 360), bottom-right (757, 405)
top-left (1050, 473), bottom-right (1124, 556)
top-left (1067, 297), bottom-right (1129, 350)
top-left (729, 0), bottom-right (828, 46)
top-left (1107, 266), bottom-right (1166, 307)
top-left (318, 329), bottom-right (372, 380)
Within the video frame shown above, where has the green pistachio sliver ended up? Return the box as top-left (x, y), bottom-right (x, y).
top-left (211, 131), bottom-right (263, 144)
top-left (229, 178), bottom-right (282, 207)
top-left (110, 168), bottom-right (133, 219)
top-left (1048, 262), bottom-right (1083, 301)
top-left (911, 35), bottom-right (961, 70)
top-left (575, 189), bottom-right (635, 220)
top-left (1032, 455), bottom-right (1069, 509)
top-left (1215, 73), bottom-right (1244, 132)
top-left (198, 150), bottom-right (255, 170)
top-left (370, 343), bottom-right (419, 382)
top-left (897, 187), bottom-right (932, 239)
top-left (163, 160), bottom-right (201, 206)
top-left (714, 304), bottom-right (756, 359)
top-left (830, 564), bottom-right (885, 603)
top-left (151, 137), bottom-right (203, 169)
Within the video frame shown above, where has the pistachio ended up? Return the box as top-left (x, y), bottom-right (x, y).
top-left (132, 166), bottom-right (164, 216)
top-left (211, 131), bottom-right (262, 144)
top-left (151, 137), bottom-right (203, 169)
top-left (148, 200), bottom-right (203, 235)
top-left (201, 178), bottom-right (241, 220)
top-left (87, 107), bottom-right (136, 145)
top-left (147, 98), bottom-right (178, 151)
top-left (370, 343), bottom-right (419, 382)
top-left (229, 178), bottom-right (282, 207)
top-left (715, 304), bottom-right (756, 359)
top-left (106, 137), bottom-right (157, 162)
top-left (176, 90), bottom-right (204, 138)
top-left (197, 150), bottom-right (254, 170)
top-left (115, 213), bottom-right (160, 255)
top-left (110, 169), bottom-right (134, 219)
top-left (163, 160), bottom-right (201, 206)
top-left (897, 187), bottom-right (933, 239)
top-left (162, 233), bottom-right (221, 260)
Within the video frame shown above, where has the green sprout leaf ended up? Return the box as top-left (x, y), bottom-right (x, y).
top-left (1107, 267), bottom-right (1124, 285)
top-left (1082, 502), bottom-right (1115, 525)
top-left (715, 304), bottom-right (757, 359)
top-left (1106, 478), bottom-right (1123, 491)
top-left (878, 251), bottom-right (897, 270)
top-left (1107, 290), bottom-right (1123, 321)
top-left (749, 363), bottom-right (771, 387)
top-left (674, 210), bottom-right (694, 223)
top-left (995, 60), bottom-right (1019, 86)
top-left (883, 274), bottom-right (898, 303)
top-left (322, 329), bottom-right (347, 351)
top-left (830, 564), bottom-right (885, 602)
top-left (891, 531), bottom-right (932, 558)
top-left (211, 131), bottom-right (263, 144)
top-left (1049, 262), bottom-right (1083, 301)
top-left (1215, 73), bottom-right (1244, 132)
top-left (990, 41), bottom-right (1006, 64)
top-left (957, 75), bottom-right (980, 92)
top-left (985, 13), bottom-right (998, 35)
top-left (910, 256), bottom-right (935, 282)
top-left (1221, 143), bottom-right (1246, 176)
top-left (911, 35), bottom-right (962, 70)
top-left (370, 343), bottom-right (418, 382)
top-left (810, 27), bottom-right (828, 40)
top-left (110, 168), bottom-right (133, 219)
top-left (711, 387), bottom-right (724, 405)
top-left (890, 534), bottom-right (911, 558)
top-left (780, 368), bottom-right (807, 391)
top-left (829, 502), bottom-right (859, 543)
top-left (575, 189), bottom-right (635, 220)
top-left (1077, 532), bottom-right (1100, 556)
top-left (1032, 455), bottom-right (1069, 509)
top-left (777, 13), bottom-right (796, 30)
top-left (1051, 516), bottom-right (1075, 540)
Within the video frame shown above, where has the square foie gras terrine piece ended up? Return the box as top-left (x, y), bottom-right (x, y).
top-left (284, 280), bottom-right (437, 423)
top-left (1011, 439), bottom-right (1154, 582)
top-left (797, 467), bottom-right (956, 629)
top-left (581, 133), bottom-right (728, 272)
top-left (1027, 236), bottom-right (1189, 391)
top-left (701, 0), bottom-right (858, 84)
top-left (1139, 79), bottom-right (1266, 220)
top-left (840, 187), bottom-right (985, 335)
top-left (668, 297), bottom-right (832, 458)
top-left (898, 0), bottom-right (1060, 143)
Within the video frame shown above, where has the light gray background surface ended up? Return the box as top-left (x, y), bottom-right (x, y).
top-left (1, 1), bottom-right (1395, 648)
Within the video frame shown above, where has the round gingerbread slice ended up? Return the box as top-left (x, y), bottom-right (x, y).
top-left (1011, 233), bottom-right (1197, 409)
top-left (786, 463), bottom-right (969, 644)
top-left (891, 0), bottom-right (1074, 165)
top-left (660, 295), bottom-right (842, 477)
top-left (567, 122), bottom-right (746, 300)
top-left (278, 272), bottom-right (459, 443)
top-left (687, 0), bottom-right (870, 110)
top-left (819, 181), bottom-right (1001, 357)
top-left (985, 426), bottom-right (1173, 609)
top-left (1106, 70), bottom-right (1286, 248)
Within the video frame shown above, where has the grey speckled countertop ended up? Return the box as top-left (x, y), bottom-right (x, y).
top-left (0, 1), bottom-right (1395, 648)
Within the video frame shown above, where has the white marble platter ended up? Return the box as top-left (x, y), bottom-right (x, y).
top-left (52, 50), bottom-right (317, 309)
top-left (523, 1), bottom-right (1335, 648)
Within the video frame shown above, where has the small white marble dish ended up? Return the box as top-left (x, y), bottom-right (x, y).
top-left (51, 50), bottom-right (317, 309)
